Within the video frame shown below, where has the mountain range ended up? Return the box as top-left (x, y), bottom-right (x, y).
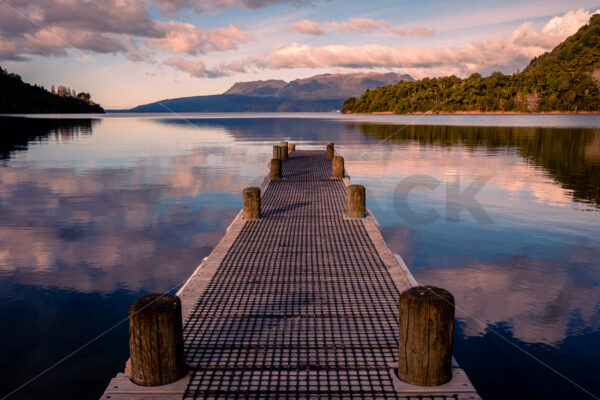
top-left (119, 72), bottom-right (413, 113)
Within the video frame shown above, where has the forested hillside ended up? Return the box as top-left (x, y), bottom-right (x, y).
top-left (342, 14), bottom-right (600, 114)
top-left (0, 67), bottom-right (104, 113)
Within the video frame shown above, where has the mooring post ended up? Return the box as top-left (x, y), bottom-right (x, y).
top-left (129, 294), bottom-right (185, 386)
top-left (280, 141), bottom-right (288, 147)
top-left (398, 286), bottom-right (455, 386)
top-left (273, 145), bottom-right (281, 160)
top-left (280, 145), bottom-right (289, 161)
top-left (270, 158), bottom-right (282, 179)
top-left (326, 142), bottom-right (334, 160)
top-left (243, 187), bottom-right (261, 220)
top-left (345, 184), bottom-right (365, 218)
top-left (289, 143), bottom-right (296, 152)
top-left (332, 156), bottom-right (344, 179)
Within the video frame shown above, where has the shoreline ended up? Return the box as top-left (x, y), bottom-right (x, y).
top-left (348, 111), bottom-right (600, 115)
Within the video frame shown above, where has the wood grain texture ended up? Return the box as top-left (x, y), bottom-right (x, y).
top-left (398, 286), bottom-right (455, 386)
top-left (273, 145), bottom-right (281, 160)
top-left (242, 187), bottom-right (261, 220)
top-left (269, 158), bottom-right (282, 179)
top-left (280, 144), bottom-right (288, 160)
top-left (345, 184), bottom-right (365, 218)
top-left (332, 156), bottom-right (344, 179)
top-left (129, 294), bottom-right (185, 386)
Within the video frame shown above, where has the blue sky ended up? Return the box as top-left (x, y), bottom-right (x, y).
top-left (0, 0), bottom-right (598, 108)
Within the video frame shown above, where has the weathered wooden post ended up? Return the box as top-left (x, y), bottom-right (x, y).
top-left (289, 143), bottom-right (296, 152)
top-left (332, 156), bottom-right (344, 179)
top-left (345, 184), bottom-right (365, 218)
top-left (243, 187), bottom-right (261, 220)
top-left (129, 294), bottom-right (185, 386)
top-left (398, 286), bottom-right (455, 386)
top-left (270, 158), bottom-right (282, 179)
top-left (273, 145), bottom-right (281, 160)
top-left (280, 145), bottom-right (288, 161)
top-left (280, 141), bottom-right (288, 147)
top-left (326, 142), bottom-right (334, 160)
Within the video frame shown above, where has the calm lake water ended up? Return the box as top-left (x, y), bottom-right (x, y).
top-left (1, 113), bottom-right (599, 400)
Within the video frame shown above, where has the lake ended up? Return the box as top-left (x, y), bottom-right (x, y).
top-left (0, 113), bottom-right (599, 400)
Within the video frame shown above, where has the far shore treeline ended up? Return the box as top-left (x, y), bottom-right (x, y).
top-left (342, 14), bottom-right (600, 114)
top-left (0, 67), bottom-right (104, 114)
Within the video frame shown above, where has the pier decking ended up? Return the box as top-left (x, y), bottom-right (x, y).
top-left (102, 149), bottom-right (480, 399)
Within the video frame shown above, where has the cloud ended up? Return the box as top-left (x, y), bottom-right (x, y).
top-left (0, 0), bottom-right (158, 38)
top-left (153, 0), bottom-right (317, 15)
top-left (267, 9), bottom-right (598, 76)
top-left (0, 0), bottom-right (251, 61)
top-left (165, 56), bottom-right (227, 78)
top-left (510, 8), bottom-right (599, 51)
top-left (331, 18), bottom-right (435, 36)
top-left (165, 52), bottom-right (267, 78)
top-left (288, 17), bottom-right (434, 37)
top-left (154, 22), bottom-right (251, 55)
top-left (289, 19), bottom-right (325, 35)
top-left (331, 18), bottom-right (383, 32)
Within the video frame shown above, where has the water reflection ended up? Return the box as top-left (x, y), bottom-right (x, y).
top-left (0, 115), bottom-right (599, 399)
top-left (357, 124), bottom-right (600, 207)
top-left (0, 117), bottom-right (96, 159)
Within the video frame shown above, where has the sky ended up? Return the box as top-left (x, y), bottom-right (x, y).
top-left (0, 0), bottom-right (598, 109)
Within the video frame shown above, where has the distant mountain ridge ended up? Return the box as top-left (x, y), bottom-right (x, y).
top-left (121, 72), bottom-right (413, 112)
top-left (342, 14), bottom-right (600, 113)
top-left (224, 72), bottom-right (413, 99)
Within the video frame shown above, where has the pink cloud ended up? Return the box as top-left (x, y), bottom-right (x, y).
top-left (266, 9), bottom-right (597, 76)
top-left (289, 19), bottom-right (325, 35)
top-left (165, 56), bottom-right (226, 78)
top-left (0, 0), bottom-right (253, 61)
top-left (154, 22), bottom-right (251, 55)
top-left (165, 52), bottom-right (267, 78)
top-left (153, 0), bottom-right (318, 15)
top-left (331, 18), bottom-right (384, 32)
top-left (330, 18), bottom-right (434, 36)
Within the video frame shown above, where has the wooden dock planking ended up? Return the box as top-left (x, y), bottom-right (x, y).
top-left (101, 149), bottom-right (480, 400)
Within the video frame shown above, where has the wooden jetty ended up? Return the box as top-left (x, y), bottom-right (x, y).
top-left (101, 145), bottom-right (481, 399)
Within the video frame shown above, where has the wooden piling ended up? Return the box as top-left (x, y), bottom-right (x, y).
top-left (280, 145), bottom-right (288, 161)
top-left (326, 142), bottom-right (334, 160)
top-left (243, 187), bottom-right (261, 220)
top-left (345, 184), bottom-right (365, 218)
top-left (280, 141), bottom-right (288, 147)
top-left (289, 143), bottom-right (295, 152)
top-left (332, 156), bottom-right (344, 179)
top-left (129, 294), bottom-right (185, 386)
top-left (398, 286), bottom-right (455, 386)
top-left (273, 145), bottom-right (281, 160)
top-left (270, 158), bottom-right (282, 179)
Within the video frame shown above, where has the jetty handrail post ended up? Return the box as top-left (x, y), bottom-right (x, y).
top-left (398, 286), bottom-right (455, 386)
top-left (243, 187), bottom-right (261, 220)
top-left (326, 142), bottom-right (334, 160)
top-left (345, 184), bottom-right (365, 218)
top-left (280, 145), bottom-right (288, 161)
top-left (270, 158), bottom-right (282, 179)
top-left (129, 294), bottom-right (185, 386)
top-left (332, 156), bottom-right (344, 179)
top-left (273, 145), bottom-right (281, 160)
top-left (288, 143), bottom-right (296, 152)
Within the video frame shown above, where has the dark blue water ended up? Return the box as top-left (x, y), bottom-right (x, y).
top-left (0, 114), bottom-right (599, 399)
